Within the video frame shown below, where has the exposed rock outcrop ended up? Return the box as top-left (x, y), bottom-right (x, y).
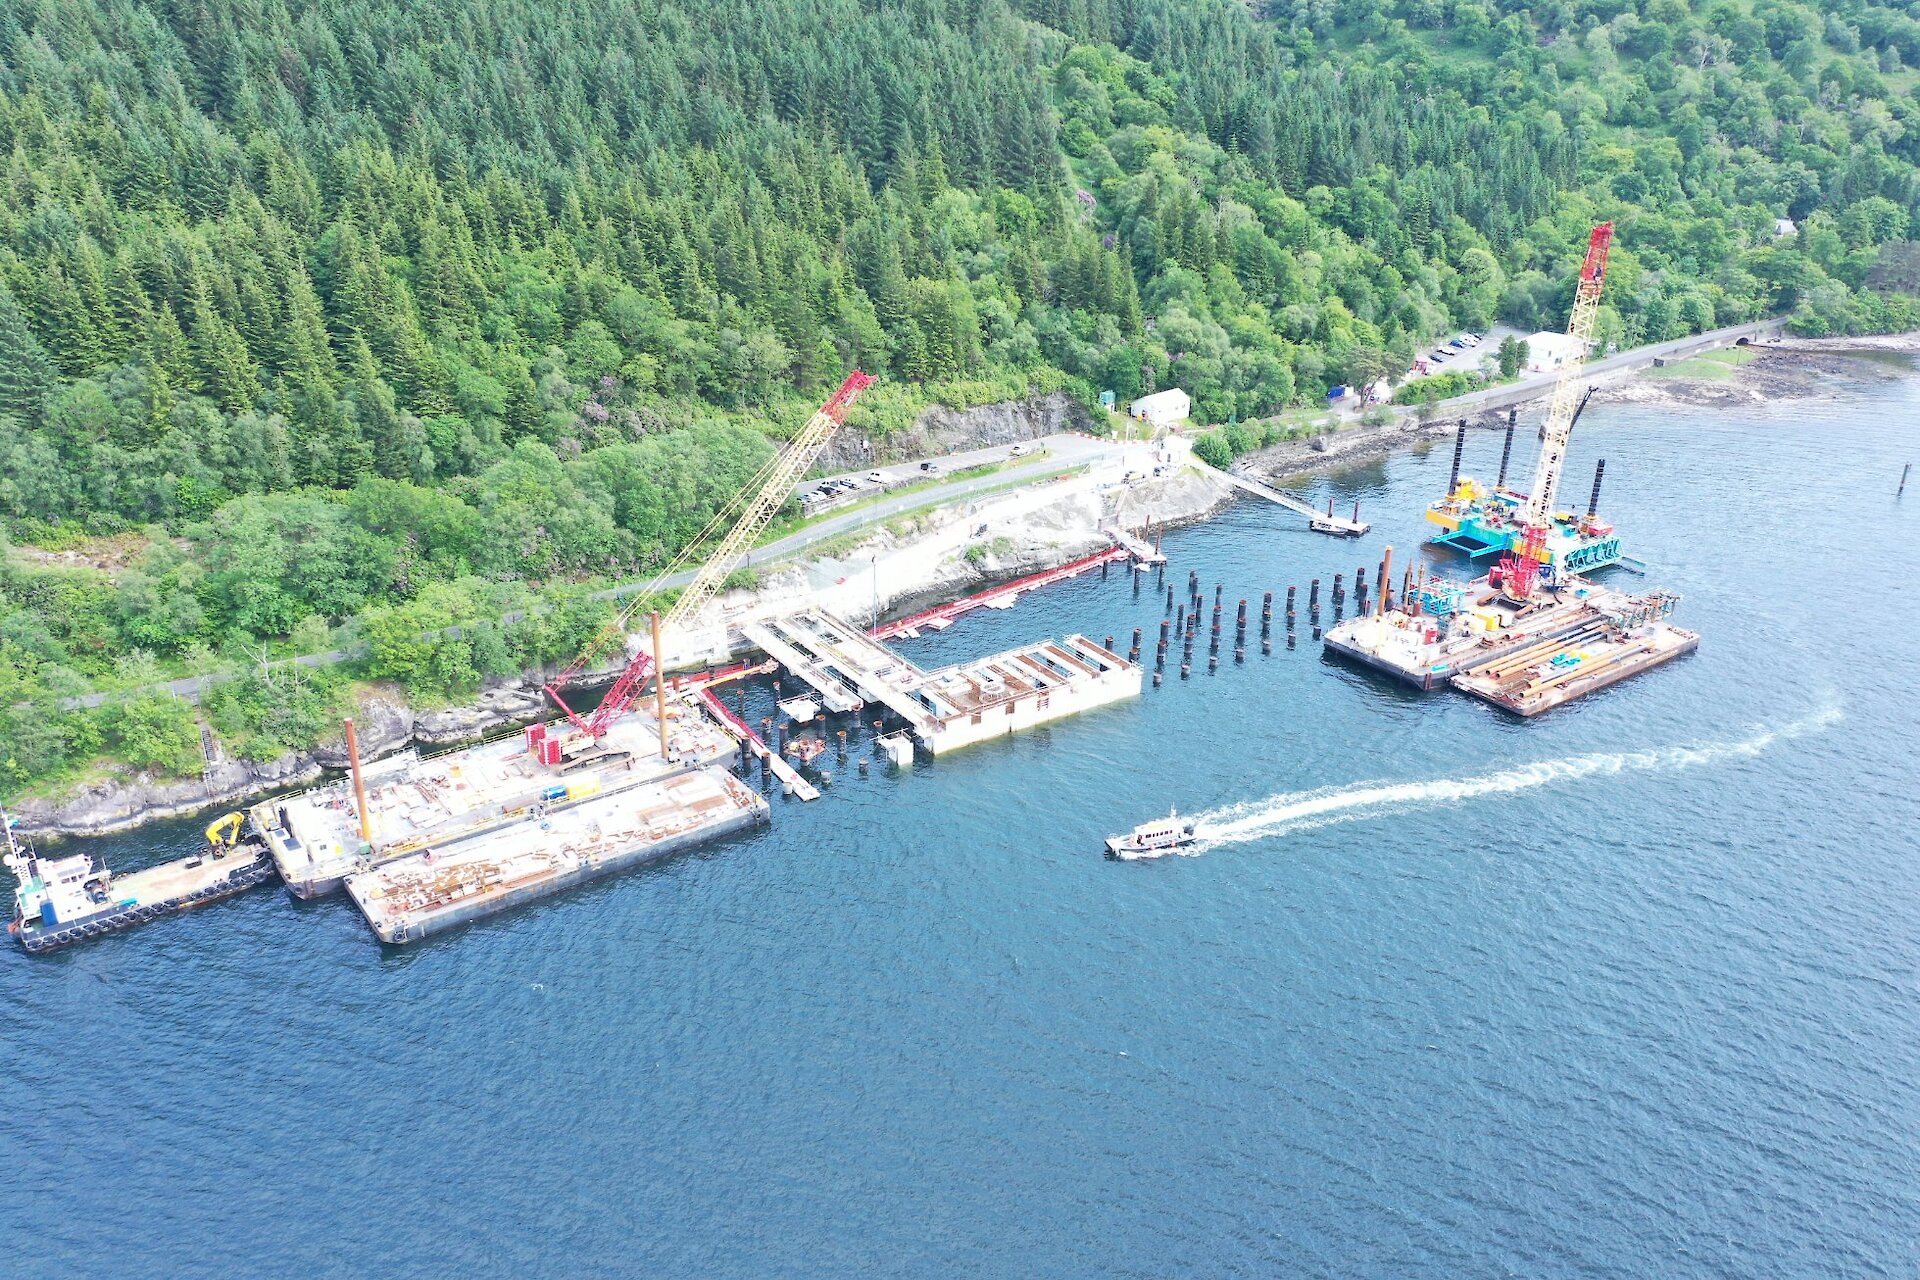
top-left (817, 391), bottom-right (1095, 472)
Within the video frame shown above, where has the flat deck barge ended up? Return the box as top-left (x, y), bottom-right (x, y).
top-left (1324, 579), bottom-right (1695, 713)
top-left (252, 701), bottom-right (737, 899)
top-left (343, 767), bottom-right (768, 944)
top-left (1450, 617), bottom-right (1699, 716)
top-left (7, 809), bottom-right (275, 954)
top-left (1323, 582), bottom-right (1605, 690)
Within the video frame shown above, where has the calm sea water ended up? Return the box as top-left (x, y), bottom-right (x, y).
top-left (7, 366), bottom-right (1919, 1278)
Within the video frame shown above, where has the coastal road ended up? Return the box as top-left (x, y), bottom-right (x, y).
top-left (794, 433), bottom-right (1114, 501)
top-left (1402, 317), bottom-right (1786, 421)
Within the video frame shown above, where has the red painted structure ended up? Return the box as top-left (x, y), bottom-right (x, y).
top-left (869, 544), bottom-right (1131, 640)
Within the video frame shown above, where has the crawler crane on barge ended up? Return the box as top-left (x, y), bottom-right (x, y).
top-left (1426, 223), bottom-right (1626, 589)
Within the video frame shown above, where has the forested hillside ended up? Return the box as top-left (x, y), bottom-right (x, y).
top-left (3, 0), bottom-right (1918, 790)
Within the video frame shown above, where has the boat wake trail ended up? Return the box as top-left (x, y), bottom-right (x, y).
top-left (1143, 705), bottom-right (1844, 859)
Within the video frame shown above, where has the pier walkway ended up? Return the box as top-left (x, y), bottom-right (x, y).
top-left (745, 610), bottom-right (1139, 756)
top-left (742, 613), bottom-right (942, 736)
top-left (1206, 465), bottom-right (1371, 535)
top-left (735, 618), bottom-right (868, 714)
top-left (1101, 526), bottom-right (1166, 564)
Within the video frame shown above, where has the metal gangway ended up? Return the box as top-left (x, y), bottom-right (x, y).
top-left (1206, 464), bottom-right (1370, 536)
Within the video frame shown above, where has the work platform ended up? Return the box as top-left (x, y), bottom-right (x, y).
top-left (344, 767), bottom-right (768, 944)
top-left (250, 703), bottom-right (738, 898)
top-left (746, 609), bottom-right (1140, 754)
top-left (1323, 578), bottom-right (1696, 713)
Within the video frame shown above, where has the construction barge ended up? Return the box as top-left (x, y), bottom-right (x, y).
top-left (344, 767), bottom-right (767, 944)
top-left (1450, 598), bottom-right (1698, 716)
top-left (6, 807), bottom-right (274, 953)
top-left (251, 705), bottom-right (737, 899)
top-left (1324, 573), bottom-right (1696, 714)
top-left (1328, 223), bottom-right (1700, 716)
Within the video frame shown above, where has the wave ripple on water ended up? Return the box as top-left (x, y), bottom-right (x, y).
top-left (1117, 704), bottom-right (1845, 859)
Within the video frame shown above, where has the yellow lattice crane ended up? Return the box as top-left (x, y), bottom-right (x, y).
top-left (1522, 223), bottom-right (1614, 528)
top-left (1504, 223), bottom-right (1614, 600)
top-left (544, 372), bottom-right (876, 739)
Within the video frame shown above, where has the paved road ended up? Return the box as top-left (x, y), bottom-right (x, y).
top-left (792, 434), bottom-right (1113, 501)
top-left (1407, 318), bottom-right (1785, 420)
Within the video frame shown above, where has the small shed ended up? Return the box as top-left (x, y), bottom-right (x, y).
top-left (1523, 331), bottom-right (1586, 373)
top-left (1129, 388), bottom-right (1191, 426)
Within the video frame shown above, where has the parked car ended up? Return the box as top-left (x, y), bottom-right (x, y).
top-left (920, 460), bottom-right (940, 472)
top-left (1009, 443), bottom-right (1030, 457)
top-left (867, 470), bottom-right (886, 483)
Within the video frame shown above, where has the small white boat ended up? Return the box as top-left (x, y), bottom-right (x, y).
top-left (1104, 807), bottom-right (1197, 858)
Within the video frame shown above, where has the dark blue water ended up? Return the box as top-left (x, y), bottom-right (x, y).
top-left (9, 369), bottom-right (1919, 1277)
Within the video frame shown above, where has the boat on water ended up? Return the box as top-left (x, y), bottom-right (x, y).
top-left (4, 805), bottom-right (276, 954)
top-left (1104, 808), bottom-right (1198, 859)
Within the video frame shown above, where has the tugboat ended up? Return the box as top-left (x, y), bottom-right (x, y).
top-left (5, 804), bottom-right (276, 954)
top-left (1104, 808), bottom-right (1199, 859)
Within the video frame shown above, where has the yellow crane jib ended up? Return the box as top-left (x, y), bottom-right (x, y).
top-left (541, 371), bottom-right (876, 739)
top-left (1523, 223), bottom-right (1613, 528)
top-left (204, 812), bottom-right (246, 853)
top-left (661, 371), bottom-right (875, 638)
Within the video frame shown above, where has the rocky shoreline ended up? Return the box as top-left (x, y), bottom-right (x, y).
top-left (16, 683), bottom-right (569, 838)
top-left (1597, 343), bottom-right (1913, 410)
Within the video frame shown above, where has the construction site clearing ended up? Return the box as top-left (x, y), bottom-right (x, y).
top-left (344, 768), bottom-right (768, 944)
top-left (1323, 575), bottom-right (1697, 715)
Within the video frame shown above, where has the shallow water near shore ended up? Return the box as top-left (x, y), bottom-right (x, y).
top-left (7, 371), bottom-right (1919, 1277)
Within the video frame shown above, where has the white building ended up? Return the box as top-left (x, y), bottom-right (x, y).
top-left (1522, 331), bottom-right (1587, 373)
top-left (1129, 387), bottom-right (1191, 426)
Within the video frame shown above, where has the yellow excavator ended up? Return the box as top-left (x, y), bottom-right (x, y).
top-left (204, 812), bottom-right (247, 858)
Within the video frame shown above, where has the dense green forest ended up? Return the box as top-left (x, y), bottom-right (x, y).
top-left (4, 0), bottom-right (1919, 791)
